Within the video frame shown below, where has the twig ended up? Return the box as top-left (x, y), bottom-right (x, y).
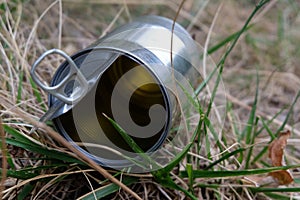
top-left (202, 2), bottom-right (224, 145)
top-left (3, 169), bottom-right (95, 194)
top-left (187, 0), bottom-right (210, 32)
top-left (8, 107), bottom-right (142, 200)
top-left (58, 0), bottom-right (62, 50)
top-left (170, 0), bottom-right (190, 147)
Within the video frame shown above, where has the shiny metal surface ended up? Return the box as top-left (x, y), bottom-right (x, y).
top-left (31, 49), bottom-right (89, 104)
top-left (31, 15), bottom-right (200, 170)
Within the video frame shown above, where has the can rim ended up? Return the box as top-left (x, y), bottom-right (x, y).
top-left (49, 47), bottom-right (173, 169)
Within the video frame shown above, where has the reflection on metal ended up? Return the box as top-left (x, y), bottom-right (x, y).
top-left (31, 15), bottom-right (201, 172)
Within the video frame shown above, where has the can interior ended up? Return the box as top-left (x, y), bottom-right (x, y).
top-left (52, 52), bottom-right (170, 162)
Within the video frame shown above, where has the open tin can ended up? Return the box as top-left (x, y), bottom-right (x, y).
top-left (31, 16), bottom-right (201, 172)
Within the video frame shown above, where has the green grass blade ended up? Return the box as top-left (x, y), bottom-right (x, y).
top-left (176, 79), bottom-right (200, 111)
top-left (263, 192), bottom-right (296, 200)
top-left (193, 184), bottom-right (300, 199)
top-left (29, 76), bottom-right (47, 111)
top-left (160, 85), bottom-right (202, 172)
top-left (194, 183), bottom-right (220, 189)
top-left (153, 172), bottom-right (198, 200)
top-left (203, 116), bottom-right (223, 151)
top-left (103, 113), bottom-right (158, 169)
top-left (4, 138), bottom-right (84, 164)
top-left (239, 67), bottom-right (259, 168)
top-left (194, 184), bottom-right (300, 194)
top-left (206, 25), bottom-right (253, 55)
top-left (4, 125), bottom-right (36, 145)
top-left (251, 107), bottom-right (287, 164)
top-left (173, 183), bottom-right (198, 200)
top-left (196, 114), bottom-right (205, 167)
top-left (277, 10), bottom-right (284, 42)
top-left (227, 102), bottom-right (241, 142)
top-left (194, 65), bottom-right (217, 96)
top-left (205, 54), bottom-right (224, 118)
top-left (17, 183), bottom-right (35, 200)
top-left (0, 168), bottom-right (39, 179)
top-left (204, 148), bottom-right (245, 170)
top-left (17, 70), bottom-right (24, 104)
top-left (17, 164), bottom-right (69, 173)
top-left (79, 177), bottom-right (138, 200)
top-left (204, 123), bottom-right (211, 159)
top-left (4, 125), bottom-right (49, 149)
top-left (186, 163), bottom-right (194, 194)
top-left (6, 153), bottom-right (15, 169)
top-left (195, 0), bottom-right (270, 96)
top-left (255, 105), bottom-right (287, 137)
top-left (1, 164), bottom-right (79, 180)
top-left (103, 114), bottom-right (144, 155)
top-left (105, 106), bottom-right (198, 200)
top-left (251, 187), bottom-right (300, 193)
top-left (252, 147), bottom-right (268, 166)
top-left (180, 164), bottom-right (300, 178)
top-left (3, 125), bottom-right (84, 164)
top-left (245, 116), bottom-right (259, 169)
top-left (275, 89), bottom-right (300, 136)
top-left (162, 119), bottom-right (201, 173)
top-left (241, 68), bottom-right (259, 143)
top-left (261, 118), bottom-right (276, 140)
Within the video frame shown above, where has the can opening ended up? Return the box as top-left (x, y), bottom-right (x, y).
top-left (53, 54), bottom-right (170, 161)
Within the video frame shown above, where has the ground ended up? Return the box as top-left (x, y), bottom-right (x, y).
top-left (0, 0), bottom-right (300, 199)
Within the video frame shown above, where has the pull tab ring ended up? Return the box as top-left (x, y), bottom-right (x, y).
top-left (31, 49), bottom-right (89, 104)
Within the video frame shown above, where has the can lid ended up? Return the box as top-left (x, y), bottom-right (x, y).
top-left (31, 48), bottom-right (120, 122)
top-left (31, 49), bottom-right (90, 104)
top-left (33, 44), bottom-right (163, 120)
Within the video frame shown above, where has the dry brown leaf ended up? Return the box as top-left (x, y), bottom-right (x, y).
top-left (269, 170), bottom-right (293, 185)
top-left (268, 130), bottom-right (291, 167)
top-left (243, 130), bottom-right (294, 187)
top-left (267, 130), bottom-right (293, 185)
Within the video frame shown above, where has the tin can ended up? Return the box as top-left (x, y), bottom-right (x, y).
top-left (31, 15), bottom-right (200, 171)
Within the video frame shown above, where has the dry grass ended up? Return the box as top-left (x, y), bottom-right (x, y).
top-left (1, 0), bottom-right (300, 199)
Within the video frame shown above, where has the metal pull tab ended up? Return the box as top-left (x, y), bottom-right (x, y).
top-left (31, 49), bottom-right (89, 104)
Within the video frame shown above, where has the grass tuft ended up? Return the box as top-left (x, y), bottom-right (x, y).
top-left (1, 0), bottom-right (300, 199)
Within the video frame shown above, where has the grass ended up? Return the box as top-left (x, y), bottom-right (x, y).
top-left (1, 0), bottom-right (300, 199)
